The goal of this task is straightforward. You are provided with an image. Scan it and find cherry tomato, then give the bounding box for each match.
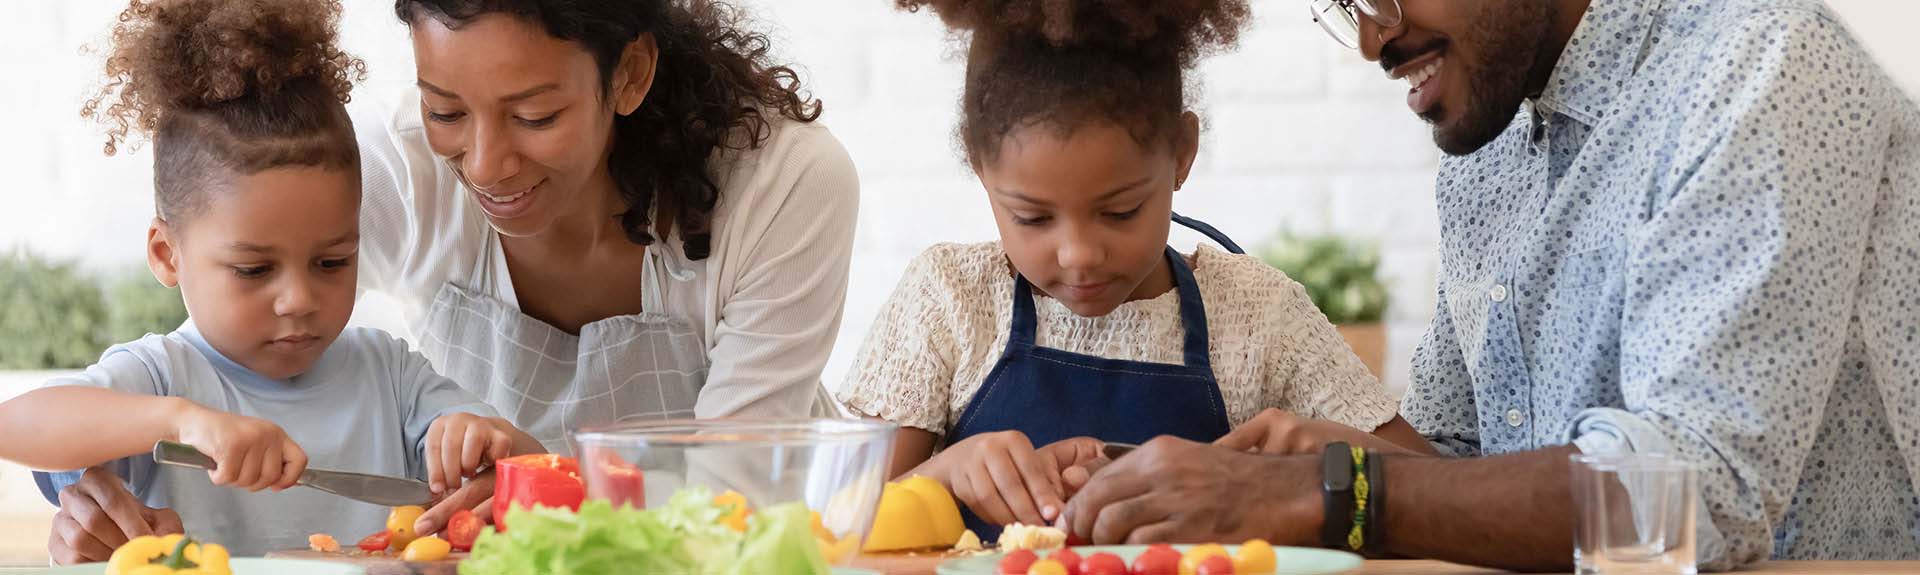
[1180,544,1230,575]
[445,509,483,552]
[1196,555,1236,575]
[386,506,426,551]
[401,535,452,562]
[1235,539,1277,574]
[1132,545,1181,575]
[1046,548,1082,575]
[998,549,1039,575]
[1080,552,1128,575]
[1027,559,1069,575]
[356,530,391,553]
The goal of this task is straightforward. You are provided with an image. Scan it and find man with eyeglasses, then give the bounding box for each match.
[1060,0,1920,570]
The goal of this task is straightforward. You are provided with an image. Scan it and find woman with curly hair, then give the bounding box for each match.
[45,0,858,560]
[834,0,1434,539]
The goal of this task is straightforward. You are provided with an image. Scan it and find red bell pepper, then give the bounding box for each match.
[587,451,646,510]
[492,454,585,531]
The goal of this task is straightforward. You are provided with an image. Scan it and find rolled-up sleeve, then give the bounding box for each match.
[1575,9,1889,569]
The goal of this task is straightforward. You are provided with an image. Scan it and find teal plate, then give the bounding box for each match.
[37,558,369,574]
[937,544,1362,575]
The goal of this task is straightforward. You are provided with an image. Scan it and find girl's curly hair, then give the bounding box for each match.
[85,0,367,224]
[897,0,1252,163]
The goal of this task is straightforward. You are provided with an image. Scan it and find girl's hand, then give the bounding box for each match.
[174,405,307,492]
[424,413,517,495]
[1214,408,1414,455]
[917,431,1080,527]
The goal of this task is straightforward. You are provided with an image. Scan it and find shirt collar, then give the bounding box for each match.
[178,319,331,397]
[1535,0,1664,126]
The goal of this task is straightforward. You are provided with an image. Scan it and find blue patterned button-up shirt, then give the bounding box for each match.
[1399,0,1920,567]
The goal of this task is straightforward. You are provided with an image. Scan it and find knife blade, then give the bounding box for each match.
[1101,442,1140,460]
[153,440,435,507]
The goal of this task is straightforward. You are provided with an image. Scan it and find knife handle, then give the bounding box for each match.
[152,440,219,470]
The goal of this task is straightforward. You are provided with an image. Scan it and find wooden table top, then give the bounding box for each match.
[848,553,1920,575]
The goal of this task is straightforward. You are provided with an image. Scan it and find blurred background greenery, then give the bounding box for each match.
[1260,233,1390,325]
[0,250,186,369]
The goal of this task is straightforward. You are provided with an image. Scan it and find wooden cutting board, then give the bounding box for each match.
[264,549,465,575]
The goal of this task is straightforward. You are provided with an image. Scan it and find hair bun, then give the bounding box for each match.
[85,0,364,155]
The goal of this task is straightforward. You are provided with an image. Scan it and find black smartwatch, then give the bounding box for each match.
[1320,441,1354,549]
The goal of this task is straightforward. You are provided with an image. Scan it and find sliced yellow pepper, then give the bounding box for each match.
[713,490,751,533]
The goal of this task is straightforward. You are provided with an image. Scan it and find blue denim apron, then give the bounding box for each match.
[944,214,1240,539]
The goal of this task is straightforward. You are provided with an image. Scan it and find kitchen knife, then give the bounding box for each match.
[152,440,435,507]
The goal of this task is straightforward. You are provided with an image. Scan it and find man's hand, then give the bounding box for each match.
[1060,437,1323,545]
[48,467,183,565]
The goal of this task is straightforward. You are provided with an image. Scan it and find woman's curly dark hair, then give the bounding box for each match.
[85,0,366,224]
[897,0,1250,164]
[396,0,823,260]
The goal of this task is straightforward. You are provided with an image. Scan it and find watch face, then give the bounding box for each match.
[1323,447,1353,491]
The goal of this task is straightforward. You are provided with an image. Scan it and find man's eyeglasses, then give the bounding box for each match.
[1308,0,1404,50]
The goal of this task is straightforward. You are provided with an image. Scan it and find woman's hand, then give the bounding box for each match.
[47,466,184,565]
[915,431,1099,526]
[174,405,308,492]
[1215,408,1418,455]
[415,470,495,537]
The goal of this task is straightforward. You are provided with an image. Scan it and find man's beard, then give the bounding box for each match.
[1432,0,1557,156]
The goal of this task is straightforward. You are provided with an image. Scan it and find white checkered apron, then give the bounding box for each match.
[418,234,708,455]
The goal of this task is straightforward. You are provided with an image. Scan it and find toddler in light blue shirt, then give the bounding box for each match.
[0,0,540,556]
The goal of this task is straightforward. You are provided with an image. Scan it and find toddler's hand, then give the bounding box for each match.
[175,406,307,492]
[424,413,518,494]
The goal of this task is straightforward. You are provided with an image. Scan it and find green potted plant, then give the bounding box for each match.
[0,250,187,370]
[0,251,109,370]
[1259,234,1391,377]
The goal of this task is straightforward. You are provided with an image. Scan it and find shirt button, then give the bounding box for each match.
[1505,409,1525,427]
[1489,284,1510,303]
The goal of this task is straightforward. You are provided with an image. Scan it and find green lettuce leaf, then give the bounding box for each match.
[729,502,832,575]
[458,490,832,575]
[458,500,690,575]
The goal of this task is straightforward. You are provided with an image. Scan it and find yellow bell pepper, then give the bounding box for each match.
[106,536,171,575]
[713,490,751,533]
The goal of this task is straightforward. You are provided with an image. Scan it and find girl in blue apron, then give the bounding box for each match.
[837,0,1435,543]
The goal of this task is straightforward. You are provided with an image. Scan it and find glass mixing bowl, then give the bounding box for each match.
[572,418,896,563]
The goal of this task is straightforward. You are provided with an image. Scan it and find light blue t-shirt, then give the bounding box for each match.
[33,321,496,556]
